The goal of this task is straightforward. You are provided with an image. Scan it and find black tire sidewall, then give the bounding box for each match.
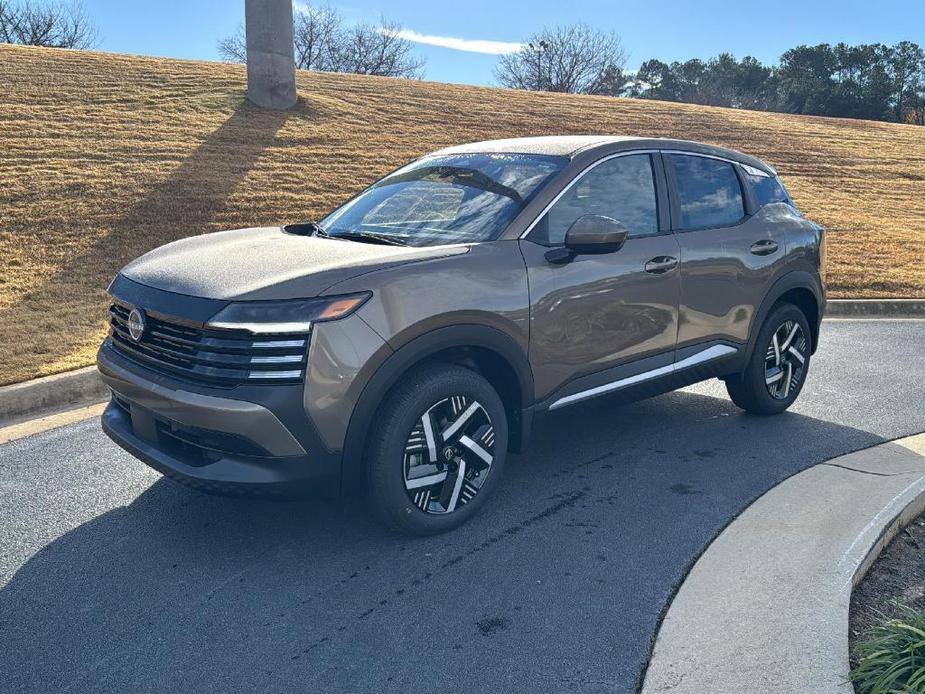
[366,365,508,535]
[743,303,811,413]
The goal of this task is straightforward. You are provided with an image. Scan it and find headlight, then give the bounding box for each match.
[206,292,370,334]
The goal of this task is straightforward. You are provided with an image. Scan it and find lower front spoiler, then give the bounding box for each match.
[102,402,338,499]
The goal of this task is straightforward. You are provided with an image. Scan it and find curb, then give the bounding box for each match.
[0,366,107,426]
[0,300,920,426]
[641,434,925,694]
[851,472,925,589]
[826,298,925,318]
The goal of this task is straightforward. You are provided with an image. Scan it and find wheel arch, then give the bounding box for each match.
[340,324,535,493]
[746,270,824,364]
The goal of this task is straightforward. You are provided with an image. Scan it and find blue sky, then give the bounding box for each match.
[84,0,924,86]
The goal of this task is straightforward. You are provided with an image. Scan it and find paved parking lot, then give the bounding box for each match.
[2,319,924,693]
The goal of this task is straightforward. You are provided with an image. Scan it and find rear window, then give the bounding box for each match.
[669,154,745,230]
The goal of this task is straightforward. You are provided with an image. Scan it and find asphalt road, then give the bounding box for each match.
[2,320,924,694]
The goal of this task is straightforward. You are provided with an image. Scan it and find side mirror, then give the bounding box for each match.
[545,215,629,264]
[565,215,629,253]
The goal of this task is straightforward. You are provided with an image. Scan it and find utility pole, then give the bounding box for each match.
[245,0,297,109]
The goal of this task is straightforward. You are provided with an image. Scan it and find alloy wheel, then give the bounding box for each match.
[764,319,808,400]
[402,396,495,515]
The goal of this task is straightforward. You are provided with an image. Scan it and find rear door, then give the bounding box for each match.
[521,152,681,403]
[664,152,784,353]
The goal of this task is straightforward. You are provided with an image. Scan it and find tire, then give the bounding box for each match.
[725,302,812,415]
[365,364,508,535]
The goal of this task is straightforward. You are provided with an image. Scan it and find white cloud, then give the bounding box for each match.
[386,28,523,55]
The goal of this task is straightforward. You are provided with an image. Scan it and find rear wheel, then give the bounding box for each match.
[366,365,508,535]
[726,303,811,415]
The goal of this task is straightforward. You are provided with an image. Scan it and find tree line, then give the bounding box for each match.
[3,0,922,126]
[219,7,925,127]
[496,26,925,126]
[628,42,925,125]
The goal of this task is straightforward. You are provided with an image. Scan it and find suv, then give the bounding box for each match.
[98,136,825,534]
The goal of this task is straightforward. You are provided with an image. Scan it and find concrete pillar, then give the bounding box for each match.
[245,0,297,109]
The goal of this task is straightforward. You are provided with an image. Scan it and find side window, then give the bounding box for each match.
[542,154,658,245]
[669,155,745,230]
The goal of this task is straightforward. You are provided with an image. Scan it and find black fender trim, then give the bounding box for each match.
[340,324,535,493]
[745,270,825,364]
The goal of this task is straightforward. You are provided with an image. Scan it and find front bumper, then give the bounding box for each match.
[98,342,340,498]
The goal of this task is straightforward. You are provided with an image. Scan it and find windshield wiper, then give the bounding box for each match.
[288,222,408,246]
[284,221,327,237]
[325,230,409,246]
[383,165,525,207]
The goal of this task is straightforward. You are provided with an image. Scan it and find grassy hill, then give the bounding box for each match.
[1,44,924,385]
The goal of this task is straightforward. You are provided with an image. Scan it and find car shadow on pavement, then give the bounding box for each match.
[0,389,889,693]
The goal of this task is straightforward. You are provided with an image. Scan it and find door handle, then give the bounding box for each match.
[750,240,779,256]
[644,256,679,274]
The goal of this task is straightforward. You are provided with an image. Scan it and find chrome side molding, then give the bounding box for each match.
[548,344,738,410]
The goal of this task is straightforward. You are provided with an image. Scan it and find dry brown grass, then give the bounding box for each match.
[1,44,923,385]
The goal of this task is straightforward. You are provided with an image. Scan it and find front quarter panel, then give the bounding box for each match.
[304,314,392,452]
[320,241,531,493]
[326,241,531,354]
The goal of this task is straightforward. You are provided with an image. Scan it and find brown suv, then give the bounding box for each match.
[98,136,825,534]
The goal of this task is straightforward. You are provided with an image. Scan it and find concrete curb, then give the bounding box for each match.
[0,366,107,426]
[0,402,108,445]
[826,298,925,318]
[641,433,925,693]
[0,300,920,425]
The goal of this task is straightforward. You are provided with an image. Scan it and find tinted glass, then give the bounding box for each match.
[542,154,658,245]
[670,155,745,229]
[320,153,565,247]
[746,171,792,208]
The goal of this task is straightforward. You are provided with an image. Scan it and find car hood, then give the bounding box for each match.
[120,226,468,301]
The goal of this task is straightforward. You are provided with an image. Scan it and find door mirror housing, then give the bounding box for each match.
[564,215,629,254]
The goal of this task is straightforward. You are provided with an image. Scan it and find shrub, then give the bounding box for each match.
[851,604,925,693]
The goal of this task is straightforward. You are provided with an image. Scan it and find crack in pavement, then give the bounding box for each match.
[296,488,589,655]
[821,462,908,478]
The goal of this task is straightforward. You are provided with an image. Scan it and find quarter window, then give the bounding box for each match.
[541,154,659,245]
[669,155,745,229]
[745,170,793,208]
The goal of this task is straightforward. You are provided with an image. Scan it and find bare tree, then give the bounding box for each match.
[293,2,341,71]
[495,23,626,94]
[218,3,424,79]
[220,5,342,70]
[217,22,246,63]
[0,0,15,43]
[331,19,424,78]
[0,0,99,49]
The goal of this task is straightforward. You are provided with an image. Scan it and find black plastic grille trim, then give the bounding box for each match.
[108,303,308,387]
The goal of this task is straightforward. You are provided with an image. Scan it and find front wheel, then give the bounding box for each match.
[725,303,811,415]
[366,365,508,535]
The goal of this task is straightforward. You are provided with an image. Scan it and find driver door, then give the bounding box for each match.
[520,153,681,403]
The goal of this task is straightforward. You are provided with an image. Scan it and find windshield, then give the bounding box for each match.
[319,153,566,247]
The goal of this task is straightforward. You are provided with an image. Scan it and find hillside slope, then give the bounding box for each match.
[1,45,923,384]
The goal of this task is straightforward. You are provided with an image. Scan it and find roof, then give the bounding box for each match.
[431,135,641,157]
[430,135,775,174]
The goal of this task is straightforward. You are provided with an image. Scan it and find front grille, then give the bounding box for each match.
[108,303,308,387]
